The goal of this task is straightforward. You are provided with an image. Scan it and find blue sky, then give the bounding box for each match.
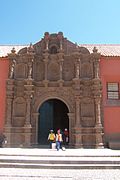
[0,0,120,44]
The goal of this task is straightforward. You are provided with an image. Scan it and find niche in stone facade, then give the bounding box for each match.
[50,46,58,54]
[81,62,93,79]
[81,102,94,116]
[12,97,26,127]
[63,58,74,81]
[34,61,44,81]
[13,97,26,117]
[81,102,95,127]
[48,62,60,81]
[14,63,27,79]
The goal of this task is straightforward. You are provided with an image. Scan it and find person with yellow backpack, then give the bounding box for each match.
[48,130,55,149]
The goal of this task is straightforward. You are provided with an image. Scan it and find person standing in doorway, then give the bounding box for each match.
[56,129,63,151]
[63,128,69,145]
[48,130,55,149]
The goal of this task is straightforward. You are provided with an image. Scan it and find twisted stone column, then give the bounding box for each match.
[43,53,49,81]
[59,60,63,80]
[95,97,102,127]
[28,62,33,79]
[58,52,64,87]
[75,59,80,79]
[45,60,48,81]
[43,53,49,87]
[94,60,100,79]
[75,96,81,127]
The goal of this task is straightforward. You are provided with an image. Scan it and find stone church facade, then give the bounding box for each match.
[4,32,104,148]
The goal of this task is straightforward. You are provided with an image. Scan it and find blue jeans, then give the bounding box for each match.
[56,141,61,151]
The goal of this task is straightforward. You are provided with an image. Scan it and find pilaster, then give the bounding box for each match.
[94,97,104,148]
[74,96,83,148]
[58,52,64,87]
[24,97,32,127]
[5,98,13,127]
[32,112,39,144]
[24,79,34,146]
[4,79,15,146]
[75,96,81,127]
[43,52,49,81]
[72,53,81,89]
[68,112,74,145]
[95,97,102,128]
[24,79,34,127]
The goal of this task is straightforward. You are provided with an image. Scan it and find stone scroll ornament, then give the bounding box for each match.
[9,60,16,79]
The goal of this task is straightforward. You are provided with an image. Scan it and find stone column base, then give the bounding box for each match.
[23,126,32,147]
[73,127,83,148]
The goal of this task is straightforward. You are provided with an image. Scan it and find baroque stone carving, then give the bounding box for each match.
[48,61,60,81]
[5,33,104,148]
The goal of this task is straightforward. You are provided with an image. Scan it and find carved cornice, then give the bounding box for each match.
[80,97,94,103]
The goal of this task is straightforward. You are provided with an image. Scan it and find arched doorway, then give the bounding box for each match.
[38,99,69,145]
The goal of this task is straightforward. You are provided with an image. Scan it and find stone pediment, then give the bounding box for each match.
[18,32,90,56]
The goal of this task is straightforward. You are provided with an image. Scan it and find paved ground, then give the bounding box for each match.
[0,168,120,180]
[1,147,120,157]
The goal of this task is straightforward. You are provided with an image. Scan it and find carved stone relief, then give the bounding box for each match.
[48,61,60,81]
[63,58,74,81]
[13,97,26,117]
[5,32,104,148]
[12,97,26,127]
[81,63,93,78]
[34,61,44,81]
[14,63,27,79]
[81,102,95,127]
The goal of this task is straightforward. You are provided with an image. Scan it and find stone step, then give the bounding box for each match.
[0,162,120,169]
[0,148,120,169]
[0,155,120,169]
[0,156,120,164]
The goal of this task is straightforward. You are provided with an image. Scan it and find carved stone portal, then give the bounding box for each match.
[4,32,104,148]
